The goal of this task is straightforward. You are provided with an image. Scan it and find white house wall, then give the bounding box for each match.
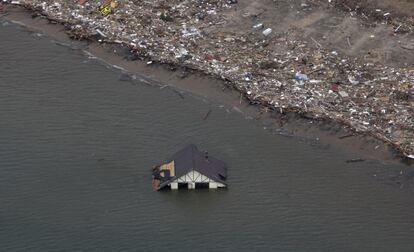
[176,170,211,183]
[169,170,225,189]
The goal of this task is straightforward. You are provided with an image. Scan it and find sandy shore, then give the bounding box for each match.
[1,1,413,161]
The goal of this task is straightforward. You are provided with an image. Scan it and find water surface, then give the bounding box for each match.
[1,20,414,251]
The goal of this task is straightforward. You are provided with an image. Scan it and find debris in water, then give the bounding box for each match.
[203,109,212,121]
[346,158,365,163]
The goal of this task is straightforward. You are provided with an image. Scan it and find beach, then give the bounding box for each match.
[1,0,413,159]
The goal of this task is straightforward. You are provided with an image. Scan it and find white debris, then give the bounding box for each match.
[262,28,272,36]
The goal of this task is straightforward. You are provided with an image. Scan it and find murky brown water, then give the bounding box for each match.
[1,20,414,251]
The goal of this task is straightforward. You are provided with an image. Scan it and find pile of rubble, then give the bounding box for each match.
[5,0,414,158]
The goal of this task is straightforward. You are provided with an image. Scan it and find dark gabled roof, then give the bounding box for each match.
[156,144,227,189]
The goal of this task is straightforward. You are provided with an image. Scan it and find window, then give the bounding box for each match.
[195,183,209,189]
[178,183,187,189]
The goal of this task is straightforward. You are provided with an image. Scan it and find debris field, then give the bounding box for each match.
[3,0,413,158]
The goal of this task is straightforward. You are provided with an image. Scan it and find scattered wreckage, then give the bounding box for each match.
[3,0,413,159]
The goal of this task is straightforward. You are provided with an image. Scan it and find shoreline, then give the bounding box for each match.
[1,3,413,163]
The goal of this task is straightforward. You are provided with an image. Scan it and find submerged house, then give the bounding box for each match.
[152,144,227,190]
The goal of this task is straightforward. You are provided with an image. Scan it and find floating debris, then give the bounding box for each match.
[346,158,365,163]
